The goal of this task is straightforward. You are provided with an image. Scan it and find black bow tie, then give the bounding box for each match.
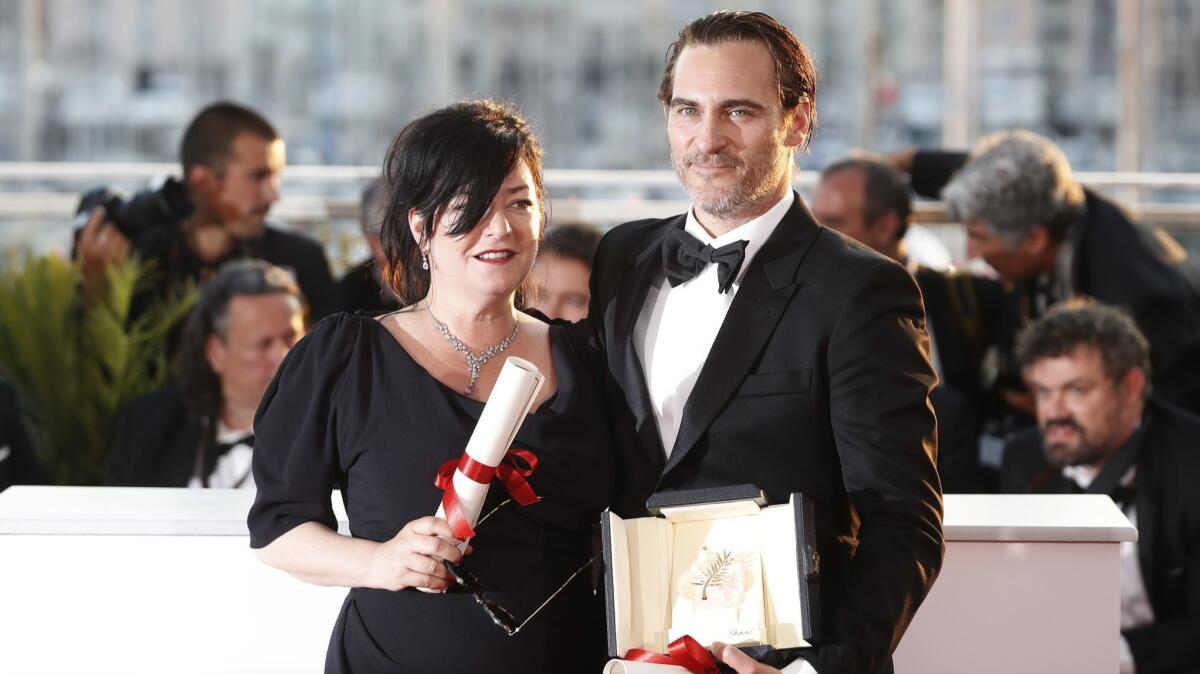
[662,227,749,294]
[215,433,255,458]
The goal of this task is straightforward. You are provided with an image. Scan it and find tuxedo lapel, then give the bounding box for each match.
[611,217,682,473]
[662,196,822,478]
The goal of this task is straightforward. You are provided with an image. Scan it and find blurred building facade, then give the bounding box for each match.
[1,0,1199,172]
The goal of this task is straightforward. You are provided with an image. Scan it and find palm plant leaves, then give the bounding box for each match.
[0,254,195,484]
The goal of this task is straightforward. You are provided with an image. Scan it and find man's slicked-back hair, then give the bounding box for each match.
[1016,299,1152,390]
[658,10,818,148]
[180,101,279,176]
[379,99,546,307]
[175,260,303,419]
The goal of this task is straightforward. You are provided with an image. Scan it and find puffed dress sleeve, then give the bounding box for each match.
[248,313,359,548]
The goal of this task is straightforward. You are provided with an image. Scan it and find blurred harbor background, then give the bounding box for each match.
[1,0,1198,268]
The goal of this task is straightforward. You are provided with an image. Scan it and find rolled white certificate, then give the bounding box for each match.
[602,660,692,674]
[435,356,544,547]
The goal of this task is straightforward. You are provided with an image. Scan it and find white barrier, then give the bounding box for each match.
[0,488,1134,674]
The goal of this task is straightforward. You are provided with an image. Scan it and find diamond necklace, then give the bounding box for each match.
[426,305,521,395]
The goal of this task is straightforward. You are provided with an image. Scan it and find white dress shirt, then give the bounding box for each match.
[1062,458,1152,674]
[187,421,256,490]
[634,192,793,458]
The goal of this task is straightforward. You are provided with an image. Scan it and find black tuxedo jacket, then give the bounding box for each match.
[1001,399,1200,674]
[104,385,206,487]
[590,195,944,674]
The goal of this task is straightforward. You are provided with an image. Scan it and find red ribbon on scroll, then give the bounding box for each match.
[433,448,541,540]
[626,635,722,674]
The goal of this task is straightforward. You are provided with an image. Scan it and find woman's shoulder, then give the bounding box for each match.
[306,309,378,335]
[256,312,382,428]
[300,310,404,351]
[275,311,379,380]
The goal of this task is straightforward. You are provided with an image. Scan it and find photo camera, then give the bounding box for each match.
[74,177,193,242]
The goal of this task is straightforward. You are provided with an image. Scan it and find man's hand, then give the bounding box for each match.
[711,642,782,674]
[77,206,132,295]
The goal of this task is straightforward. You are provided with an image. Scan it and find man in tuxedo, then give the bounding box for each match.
[590,11,943,674]
[1000,300,1200,674]
[812,155,1012,492]
[105,260,305,488]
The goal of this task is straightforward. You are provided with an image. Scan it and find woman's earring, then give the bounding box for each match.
[421,254,429,271]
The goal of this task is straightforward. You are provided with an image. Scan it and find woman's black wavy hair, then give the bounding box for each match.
[378,99,546,307]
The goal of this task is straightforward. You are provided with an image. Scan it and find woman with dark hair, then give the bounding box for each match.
[249,100,612,673]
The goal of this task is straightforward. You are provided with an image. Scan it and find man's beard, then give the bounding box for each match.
[672,143,790,220]
[1041,417,1109,467]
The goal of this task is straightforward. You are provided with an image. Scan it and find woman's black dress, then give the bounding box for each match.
[248,313,613,673]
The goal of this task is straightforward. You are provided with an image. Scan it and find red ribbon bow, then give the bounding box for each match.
[626,635,722,674]
[433,448,541,540]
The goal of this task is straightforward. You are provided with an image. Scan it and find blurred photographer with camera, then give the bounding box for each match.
[77,101,336,323]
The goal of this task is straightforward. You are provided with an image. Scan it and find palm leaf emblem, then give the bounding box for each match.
[691,549,736,601]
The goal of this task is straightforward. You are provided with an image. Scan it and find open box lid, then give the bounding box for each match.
[602,485,820,661]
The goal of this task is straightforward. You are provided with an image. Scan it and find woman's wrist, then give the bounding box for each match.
[359,539,391,590]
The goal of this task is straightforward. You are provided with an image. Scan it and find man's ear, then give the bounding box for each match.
[205,333,226,377]
[188,164,218,201]
[1120,367,1148,406]
[784,100,813,149]
[1020,225,1053,256]
[873,212,905,245]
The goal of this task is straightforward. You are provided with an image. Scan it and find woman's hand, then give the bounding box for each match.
[366,516,466,591]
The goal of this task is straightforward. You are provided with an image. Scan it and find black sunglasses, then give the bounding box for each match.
[442,499,599,636]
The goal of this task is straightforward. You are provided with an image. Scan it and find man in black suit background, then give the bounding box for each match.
[812,155,1012,492]
[590,11,943,674]
[105,260,305,488]
[892,132,1200,415]
[337,177,401,314]
[1000,300,1200,674]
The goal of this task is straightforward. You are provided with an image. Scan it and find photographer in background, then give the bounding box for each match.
[77,101,336,323]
